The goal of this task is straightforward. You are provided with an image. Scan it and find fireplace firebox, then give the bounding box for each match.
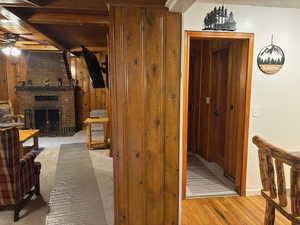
[35,109,60,136]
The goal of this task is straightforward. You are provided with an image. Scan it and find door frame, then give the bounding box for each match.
[182,31,254,199]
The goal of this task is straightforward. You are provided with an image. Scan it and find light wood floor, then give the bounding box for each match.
[182,196,291,225]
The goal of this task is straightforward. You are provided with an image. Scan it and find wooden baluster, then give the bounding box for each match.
[291,167,300,217]
[266,151,277,199]
[265,201,275,225]
[275,159,287,207]
[258,149,270,191]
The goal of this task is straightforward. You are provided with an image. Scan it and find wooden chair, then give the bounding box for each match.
[0,100,24,123]
[253,136,300,225]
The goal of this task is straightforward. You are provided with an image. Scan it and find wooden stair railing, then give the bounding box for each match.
[253,136,300,225]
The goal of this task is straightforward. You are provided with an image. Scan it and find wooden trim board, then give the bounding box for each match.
[182,31,254,199]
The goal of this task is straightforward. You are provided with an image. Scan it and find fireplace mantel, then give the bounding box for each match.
[16,86,74,92]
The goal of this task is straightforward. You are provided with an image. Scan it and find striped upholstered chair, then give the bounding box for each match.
[0,127,41,221]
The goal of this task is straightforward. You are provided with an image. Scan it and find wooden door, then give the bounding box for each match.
[209,48,229,168]
[111,7,181,225]
[188,42,202,154]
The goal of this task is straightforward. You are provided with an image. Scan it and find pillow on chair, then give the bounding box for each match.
[0,106,13,123]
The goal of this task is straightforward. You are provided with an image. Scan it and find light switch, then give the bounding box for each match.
[206,97,210,104]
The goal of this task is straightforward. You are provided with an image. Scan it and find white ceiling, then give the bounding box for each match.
[196,0,300,9]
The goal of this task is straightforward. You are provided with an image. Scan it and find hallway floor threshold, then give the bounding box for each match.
[187,153,238,198]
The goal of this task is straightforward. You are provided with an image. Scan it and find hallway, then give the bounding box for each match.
[187,154,237,198]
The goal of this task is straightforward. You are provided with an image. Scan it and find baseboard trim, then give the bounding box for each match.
[246,189,261,196]
[246,188,291,196]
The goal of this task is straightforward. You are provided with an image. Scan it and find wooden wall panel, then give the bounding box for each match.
[233,40,250,192]
[224,40,244,180]
[0,53,8,101]
[5,53,28,113]
[70,52,108,127]
[164,13,181,224]
[199,40,211,160]
[188,41,202,154]
[111,7,180,225]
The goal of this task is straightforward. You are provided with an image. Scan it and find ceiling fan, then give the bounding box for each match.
[0,33,21,56]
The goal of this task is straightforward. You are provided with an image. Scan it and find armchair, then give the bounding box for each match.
[0,127,41,221]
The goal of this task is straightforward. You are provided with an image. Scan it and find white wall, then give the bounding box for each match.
[182,2,300,194]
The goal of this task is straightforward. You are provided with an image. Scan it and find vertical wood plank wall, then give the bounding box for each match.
[70,52,108,127]
[187,41,203,155]
[0,52,28,113]
[111,7,181,225]
[0,53,8,101]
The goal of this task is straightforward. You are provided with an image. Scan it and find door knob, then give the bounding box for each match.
[214,111,220,116]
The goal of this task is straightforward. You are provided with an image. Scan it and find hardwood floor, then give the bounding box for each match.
[182,196,290,225]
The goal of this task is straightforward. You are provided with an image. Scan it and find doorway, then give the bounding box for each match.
[182,31,254,199]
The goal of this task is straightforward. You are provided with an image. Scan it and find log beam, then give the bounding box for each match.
[28,13,110,25]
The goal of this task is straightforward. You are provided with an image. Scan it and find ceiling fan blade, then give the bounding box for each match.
[19,33,33,36]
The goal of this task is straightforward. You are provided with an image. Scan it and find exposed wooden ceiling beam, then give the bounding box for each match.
[0,0,108,11]
[15,40,40,45]
[71,46,107,52]
[22,0,44,7]
[16,44,58,51]
[28,13,110,25]
[0,3,29,8]
[0,7,68,51]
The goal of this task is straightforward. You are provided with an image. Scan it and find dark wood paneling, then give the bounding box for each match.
[70,52,108,127]
[33,24,108,49]
[0,53,8,101]
[111,7,180,225]
[28,12,110,25]
[209,47,229,168]
[188,41,202,154]
[4,52,28,113]
[199,41,211,159]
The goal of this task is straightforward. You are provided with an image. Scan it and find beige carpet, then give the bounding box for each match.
[0,131,114,225]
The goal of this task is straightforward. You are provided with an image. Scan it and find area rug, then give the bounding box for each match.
[46,143,108,225]
[187,154,238,198]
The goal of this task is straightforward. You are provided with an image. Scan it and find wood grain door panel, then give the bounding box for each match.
[210,48,229,168]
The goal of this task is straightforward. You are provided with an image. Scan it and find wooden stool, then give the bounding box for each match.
[84,117,109,150]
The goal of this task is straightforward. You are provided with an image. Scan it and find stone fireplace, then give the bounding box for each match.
[14,51,76,136]
[16,86,76,136]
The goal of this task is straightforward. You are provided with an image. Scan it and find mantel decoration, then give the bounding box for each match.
[203,6,237,31]
[257,36,285,75]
